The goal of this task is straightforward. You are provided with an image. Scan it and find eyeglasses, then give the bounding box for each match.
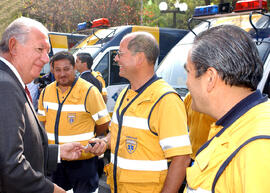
[116,50,126,58]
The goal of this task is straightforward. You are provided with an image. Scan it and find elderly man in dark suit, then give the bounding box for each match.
[0,17,84,193]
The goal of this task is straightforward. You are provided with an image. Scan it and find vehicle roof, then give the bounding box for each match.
[179,12,270,45]
[75,25,188,63]
[156,11,270,97]
[48,31,87,37]
[98,25,188,50]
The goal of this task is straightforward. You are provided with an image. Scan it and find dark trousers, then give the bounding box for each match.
[52,157,99,193]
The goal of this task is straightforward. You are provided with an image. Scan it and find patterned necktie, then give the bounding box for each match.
[25,85,33,103]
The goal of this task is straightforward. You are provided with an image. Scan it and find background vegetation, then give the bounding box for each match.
[0,0,22,38]
[1,0,270,37]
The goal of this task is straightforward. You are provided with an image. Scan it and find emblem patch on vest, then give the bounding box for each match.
[67,113,76,124]
[126,136,137,154]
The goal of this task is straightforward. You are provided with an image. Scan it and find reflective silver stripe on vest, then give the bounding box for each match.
[92,109,109,121]
[186,186,212,193]
[47,132,94,143]
[43,102,85,112]
[111,114,149,130]
[111,153,168,171]
[160,135,191,150]
[37,109,45,116]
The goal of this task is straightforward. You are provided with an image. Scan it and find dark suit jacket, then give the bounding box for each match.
[80,71,102,93]
[0,60,58,193]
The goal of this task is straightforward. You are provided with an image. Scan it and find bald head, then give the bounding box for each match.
[0,17,49,53]
[123,31,159,65]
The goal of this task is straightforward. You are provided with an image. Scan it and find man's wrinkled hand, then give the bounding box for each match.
[60,142,84,160]
[84,138,107,156]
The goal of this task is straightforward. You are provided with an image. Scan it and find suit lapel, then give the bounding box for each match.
[0,60,25,90]
[0,60,48,141]
[0,60,51,173]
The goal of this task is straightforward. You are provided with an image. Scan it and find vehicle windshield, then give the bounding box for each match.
[72,26,125,51]
[85,28,117,45]
[73,46,102,59]
[157,13,270,97]
[156,18,215,97]
[156,43,192,97]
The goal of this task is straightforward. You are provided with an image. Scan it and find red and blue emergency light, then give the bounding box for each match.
[77,18,110,31]
[193,0,268,17]
[234,0,267,12]
[193,5,219,17]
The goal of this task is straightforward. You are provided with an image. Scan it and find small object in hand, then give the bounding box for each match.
[84,142,96,149]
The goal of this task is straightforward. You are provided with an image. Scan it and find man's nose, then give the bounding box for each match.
[59,70,66,76]
[41,52,50,64]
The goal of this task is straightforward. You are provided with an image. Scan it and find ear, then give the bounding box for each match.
[9,37,18,56]
[205,67,218,92]
[135,52,145,67]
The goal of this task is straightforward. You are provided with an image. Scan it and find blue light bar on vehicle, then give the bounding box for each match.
[77,18,110,31]
[193,5,219,17]
[77,22,92,31]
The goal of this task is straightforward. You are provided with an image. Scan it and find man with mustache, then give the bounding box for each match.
[38,51,110,193]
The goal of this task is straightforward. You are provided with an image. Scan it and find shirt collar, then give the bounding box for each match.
[216,90,268,128]
[0,56,25,88]
[81,70,91,76]
[135,74,159,93]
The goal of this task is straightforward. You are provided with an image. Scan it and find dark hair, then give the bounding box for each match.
[126,31,159,65]
[51,51,75,68]
[191,25,263,90]
[77,52,93,69]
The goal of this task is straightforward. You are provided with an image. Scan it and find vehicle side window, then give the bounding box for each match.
[109,50,128,85]
[263,71,270,98]
[95,53,109,86]
[257,42,270,98]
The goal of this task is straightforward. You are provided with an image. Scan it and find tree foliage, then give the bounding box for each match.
[143,0,270,29]
[21,0,141,32]
[2,0,269,35]
[0,0,22,38]
[143,0,205,29]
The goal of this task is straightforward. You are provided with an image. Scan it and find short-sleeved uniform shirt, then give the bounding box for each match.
[184,93,216,160]
[185,90,270,193]
[38,78,110,160]
[106,75,192,193]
